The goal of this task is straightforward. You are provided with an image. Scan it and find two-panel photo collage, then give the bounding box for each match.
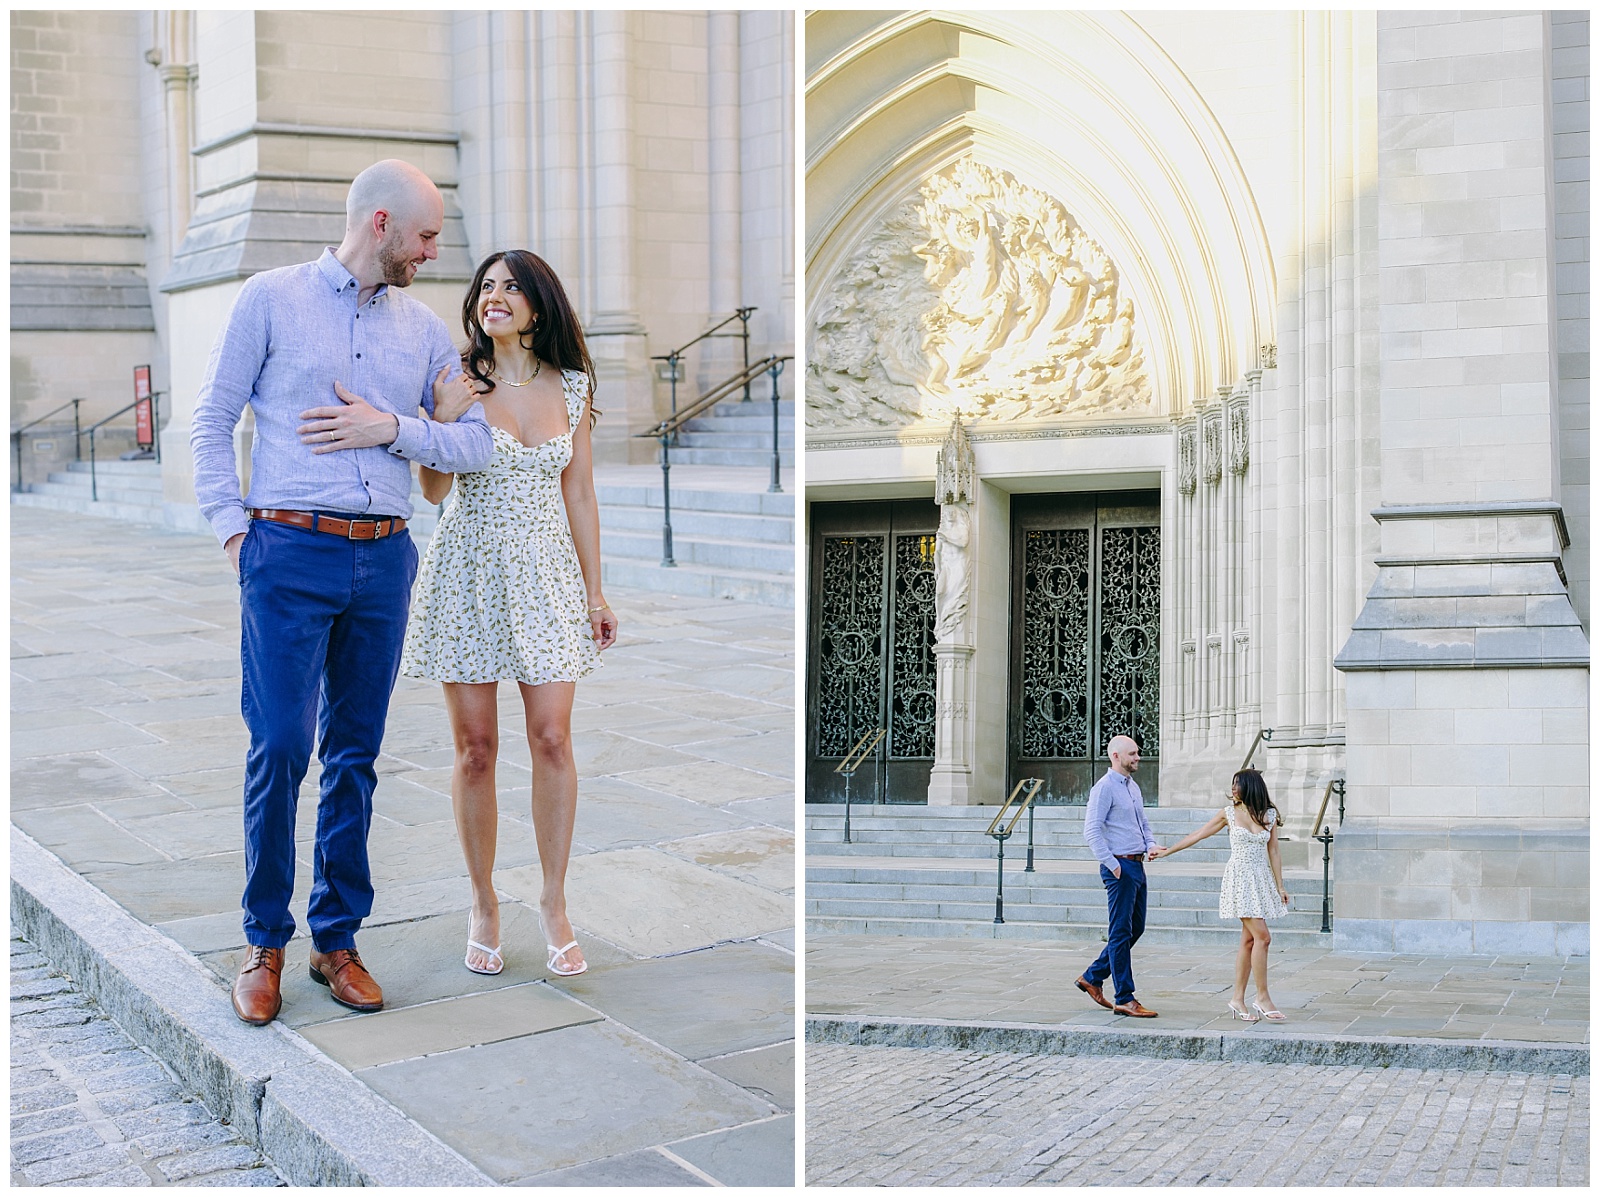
[8,6,1589,1190]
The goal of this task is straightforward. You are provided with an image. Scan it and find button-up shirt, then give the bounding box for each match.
[191,248,493,547]
[1083,768,1155,872]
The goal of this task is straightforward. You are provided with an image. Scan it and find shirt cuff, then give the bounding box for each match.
[387,412,426,461]
[210,507,250,548]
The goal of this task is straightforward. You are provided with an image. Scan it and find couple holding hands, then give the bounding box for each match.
[192,160,616,1025]
[1076,735,1292,1024]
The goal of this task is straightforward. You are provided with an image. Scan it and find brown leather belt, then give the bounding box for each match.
[1115,853,1147,862]
[248,508,406,540]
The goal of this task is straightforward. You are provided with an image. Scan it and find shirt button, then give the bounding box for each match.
[356,353,361,359]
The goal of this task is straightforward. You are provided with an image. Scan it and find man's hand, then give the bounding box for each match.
[225,532,245,577]
[1111,864,1122,879]
[299,382,400,453]
[1149,843,1166,860]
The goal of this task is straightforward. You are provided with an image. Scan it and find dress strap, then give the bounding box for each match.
[563,369,589,431]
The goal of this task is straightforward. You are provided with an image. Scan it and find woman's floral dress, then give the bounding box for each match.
[401,368,601,686]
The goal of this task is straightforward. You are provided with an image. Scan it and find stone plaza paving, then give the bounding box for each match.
[808,934,1590,1048]
[10,506,795,1186]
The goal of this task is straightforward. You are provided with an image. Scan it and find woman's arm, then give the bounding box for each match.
[1267,818,1289,902]
[417,367,487,505]
[1152,809,1226,858]
[561,394,618,650]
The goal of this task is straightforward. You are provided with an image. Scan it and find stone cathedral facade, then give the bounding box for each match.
[11,9,794,515]
[804,11,1589,955]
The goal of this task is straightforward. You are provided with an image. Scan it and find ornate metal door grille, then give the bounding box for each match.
[815,535,884,758]
[1009,492,1161,804]
[808,501,940,803]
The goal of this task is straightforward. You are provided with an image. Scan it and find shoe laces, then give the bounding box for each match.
[245,945,278,973]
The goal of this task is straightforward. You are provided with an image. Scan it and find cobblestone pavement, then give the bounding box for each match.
[10,936,283,1187]
[805,1043,1590,1187]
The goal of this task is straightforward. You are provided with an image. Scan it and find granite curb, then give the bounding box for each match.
[806,1014,1591,1075]
[10,825,497,1187]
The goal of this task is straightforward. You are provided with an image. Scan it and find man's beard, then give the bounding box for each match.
[377,233,415,287]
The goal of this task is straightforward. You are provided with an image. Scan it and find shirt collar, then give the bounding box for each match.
[315,247,383,301]
[1106,768,1132,790]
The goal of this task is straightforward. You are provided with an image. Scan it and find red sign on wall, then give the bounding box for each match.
[134,364,153,450]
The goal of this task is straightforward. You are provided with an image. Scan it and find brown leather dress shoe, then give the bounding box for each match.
[308,947,383,1012]
[232,945,284,1025]
[1076,975,1113,1010]
[1113,998,1158,1018]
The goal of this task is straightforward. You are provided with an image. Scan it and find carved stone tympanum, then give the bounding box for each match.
[808,159,1152,429]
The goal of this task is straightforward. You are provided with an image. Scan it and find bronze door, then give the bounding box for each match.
[807,500,939,804]
[1008,491,1161,804]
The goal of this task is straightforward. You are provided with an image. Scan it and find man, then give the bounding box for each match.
[191,159,494,1025]
[1075,735,1163,1018]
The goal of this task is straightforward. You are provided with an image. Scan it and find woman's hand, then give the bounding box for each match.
[1278,885,1291,906]
[432,367,487,423]
[589,601,619,651]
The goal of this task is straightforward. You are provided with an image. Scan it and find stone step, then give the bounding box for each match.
[601,528,792,573]
[806,841,1236,863]
[598,503,793,543]
[804,895,1327,930]
[675,430,794,451]
[805,915,1332,948]
[663,447,795,468]
[28,478,165,508]
[681,415,795,437]
[12,489,170,527]
[595,482,793,518]
[805,877,1324,903]
[599,556,793,606]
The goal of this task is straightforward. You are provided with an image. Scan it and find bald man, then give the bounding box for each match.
[1076,735,1164,1017]
[192,159,493,1025]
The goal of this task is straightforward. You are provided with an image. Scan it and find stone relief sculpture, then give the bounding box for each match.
[808,159,1152,429]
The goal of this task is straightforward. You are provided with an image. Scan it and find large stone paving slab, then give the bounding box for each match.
[298,981,601,1069]
[521,848,791,955]
[555,941,794,1060]
[358,1021,773,1182]
[699,1041,795,1110]
[658,826,796,893]
[666,1114,795,1187]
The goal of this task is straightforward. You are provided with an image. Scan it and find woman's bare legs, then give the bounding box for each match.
[1244,917,1276,1009]
[518,680,584,972]
[443,681,502,971]
[1231,923,1253,1007]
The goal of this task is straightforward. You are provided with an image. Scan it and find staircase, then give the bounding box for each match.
[806,804,1330,947]
[669,395,794,468]
[11,459,173,527]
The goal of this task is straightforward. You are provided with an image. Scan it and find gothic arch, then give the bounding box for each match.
[806,10,1276,416]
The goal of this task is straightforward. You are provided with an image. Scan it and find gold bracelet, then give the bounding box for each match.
[588,604,610,613]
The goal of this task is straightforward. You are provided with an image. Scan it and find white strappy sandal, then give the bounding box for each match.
[465,914,504,976]
[546,939,587,977]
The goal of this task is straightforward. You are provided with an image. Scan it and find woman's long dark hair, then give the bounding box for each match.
[461,250,598,416]
[1231,769,1280,829]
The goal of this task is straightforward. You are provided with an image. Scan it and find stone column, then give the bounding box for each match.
[928,418,977,805]
[705,11,744,393]
[1334,11,1589,955]
[584,11,654,464]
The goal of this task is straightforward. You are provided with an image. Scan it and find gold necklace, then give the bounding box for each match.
[491,358,542,387]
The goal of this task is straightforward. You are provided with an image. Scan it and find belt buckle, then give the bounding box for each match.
[346,519,381,541]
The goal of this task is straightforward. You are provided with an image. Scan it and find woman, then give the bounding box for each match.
[1151,769,1290,1021]
[401,249,619,979]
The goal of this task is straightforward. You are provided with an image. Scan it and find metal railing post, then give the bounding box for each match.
[1317,825,1334,933]
[1025,800,1036,872]
[153,392,163,463]
[12,432,22,493]
[835,728,886,844]
[89,428,98,501]
[658,432,676,567]
[767,358,784,494]
[994,831,1008,924]
[739,306,753,402]
[73,398,81,460]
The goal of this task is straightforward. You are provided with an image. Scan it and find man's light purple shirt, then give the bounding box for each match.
[190,248,493,547]
[1082,768,1156,871]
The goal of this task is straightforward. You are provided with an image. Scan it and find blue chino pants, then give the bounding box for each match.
[1083,857,1147,1005]
[236,517,417,952]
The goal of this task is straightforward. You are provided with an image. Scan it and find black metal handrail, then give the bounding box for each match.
[1239,726,1275,770]
[12,398,83,491]
[650,307,756,437]
[1310,776,1345,934]
[85,393,162,501]
[986,778,1043,924]
[834,728,886,844]
[634,354,789,567]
